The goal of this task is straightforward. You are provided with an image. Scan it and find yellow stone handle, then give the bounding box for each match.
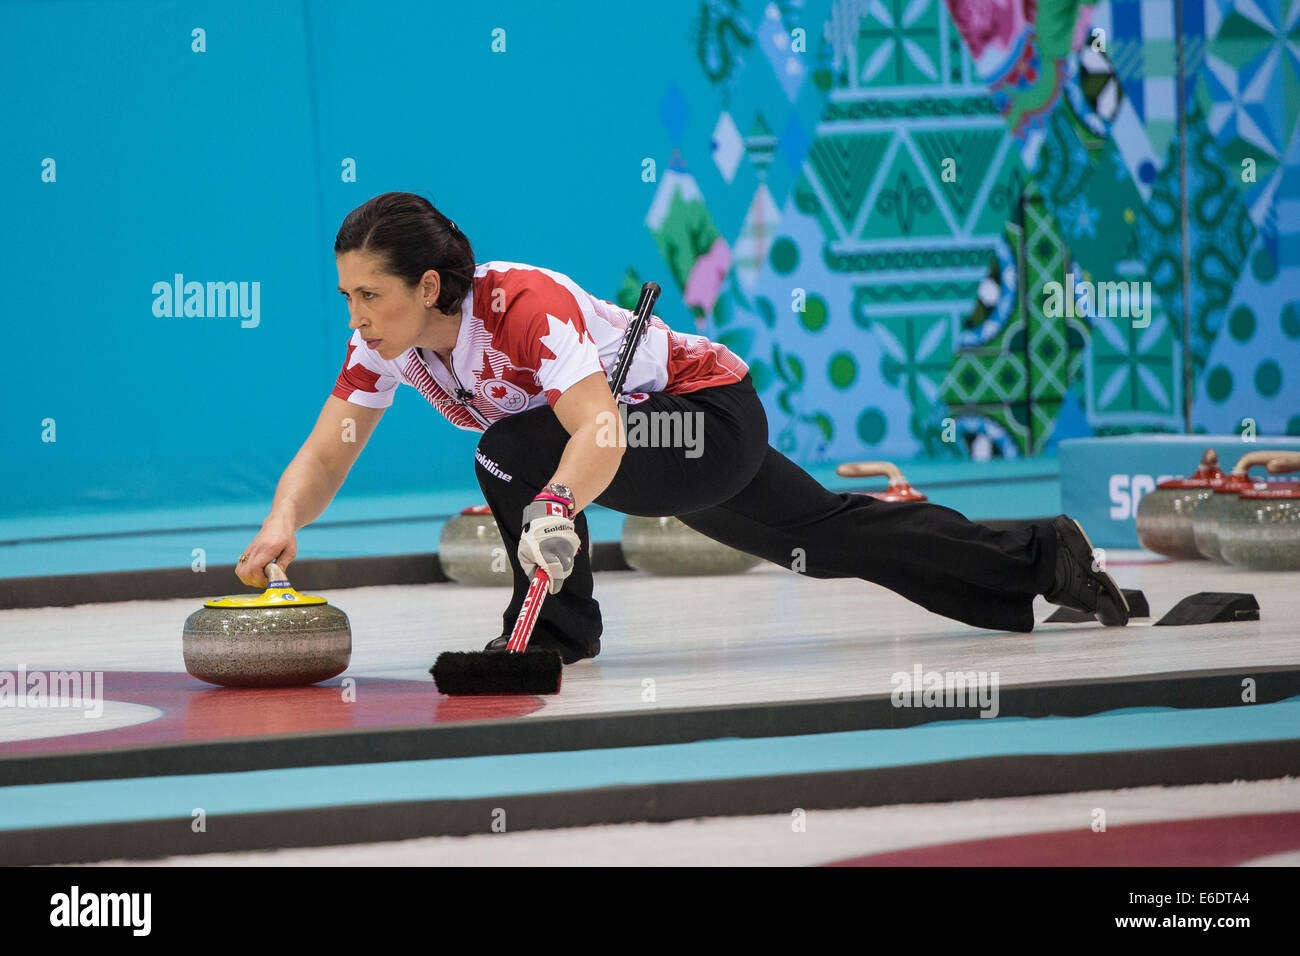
[264,562,290,587]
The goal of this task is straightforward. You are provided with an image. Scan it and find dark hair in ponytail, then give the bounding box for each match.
[334,192,475,313]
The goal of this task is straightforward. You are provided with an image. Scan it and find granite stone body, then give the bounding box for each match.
[440,506,512,586]
[183,603,351,688]
[1219,485,1300,571]
[1138,485,1218,558]
[621,515,762,576]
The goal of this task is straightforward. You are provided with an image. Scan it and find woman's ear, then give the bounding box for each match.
[421,269,442,305]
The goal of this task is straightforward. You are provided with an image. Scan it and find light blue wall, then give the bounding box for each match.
[3,0,702,519]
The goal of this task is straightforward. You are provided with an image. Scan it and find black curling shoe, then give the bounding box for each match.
[1044,515,1130,627]
[482,634,600,665]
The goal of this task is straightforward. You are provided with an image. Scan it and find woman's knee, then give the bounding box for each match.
[475,406,566,479]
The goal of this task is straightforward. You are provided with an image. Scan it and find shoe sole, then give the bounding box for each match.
[1059,517,1130,627]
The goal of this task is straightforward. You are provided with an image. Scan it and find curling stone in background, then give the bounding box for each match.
[1135,448,1224,558]
[1219,482,1300,571]
[1193,451,1293,562]
[1217,453,1300,570]
[439,505,512,586]
[183,562,351,688]
[836,460,928,502]
[621,516,762,576]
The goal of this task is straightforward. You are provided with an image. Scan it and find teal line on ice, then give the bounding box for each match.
[2,696,1295,831]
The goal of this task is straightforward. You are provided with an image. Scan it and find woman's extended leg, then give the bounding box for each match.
[676,444,1059,632]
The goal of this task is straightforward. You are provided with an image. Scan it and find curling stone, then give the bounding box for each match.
[836,460,928,502]
[183,562,351,688]
[621,515,762,576]
[1219,482,1300,571]
[1135,448,1224,559]
[439,505,512,586]
[1193,451,1296,562]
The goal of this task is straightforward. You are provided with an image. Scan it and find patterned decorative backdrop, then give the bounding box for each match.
[639,0,1300,464]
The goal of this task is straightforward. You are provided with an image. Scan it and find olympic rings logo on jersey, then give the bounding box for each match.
[476,379,530,412]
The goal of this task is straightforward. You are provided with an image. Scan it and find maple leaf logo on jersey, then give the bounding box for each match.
[474,352,540,413]
[538,311,599,374]
[476,378,529,412]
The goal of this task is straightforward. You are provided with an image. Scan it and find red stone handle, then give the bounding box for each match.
[836,460,907,487]
[1265,452,1300,475]
[1232,450,1300,475]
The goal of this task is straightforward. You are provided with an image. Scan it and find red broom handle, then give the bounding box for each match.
[505,567,551,652]
[503,282,659,655]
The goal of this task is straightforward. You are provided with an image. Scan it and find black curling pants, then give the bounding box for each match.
[472,373,1059,661]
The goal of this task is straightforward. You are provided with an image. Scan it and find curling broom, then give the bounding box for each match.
[430,281,661,695]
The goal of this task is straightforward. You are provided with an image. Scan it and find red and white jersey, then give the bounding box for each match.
[331,260,748,432]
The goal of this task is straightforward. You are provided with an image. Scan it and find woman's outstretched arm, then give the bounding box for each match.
[548,371,626,513]
[237,395,385,586]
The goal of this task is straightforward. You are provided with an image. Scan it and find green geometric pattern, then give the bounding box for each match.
[661,0,1296,463]
[775,0,1004,450]
[843,0,945,88]
[1197,0,1300,188]
[861,306,955,437]
[942,179,1088,454]
[866,146,955,240]
[911,128,1007,224]
[803,133,889,230]
[1026,192,1087,409]
[1088,312,1182,420]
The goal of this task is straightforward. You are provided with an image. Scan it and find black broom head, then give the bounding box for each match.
[430,650,563,695]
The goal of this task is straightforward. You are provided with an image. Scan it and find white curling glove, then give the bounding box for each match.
[517,498,582,594]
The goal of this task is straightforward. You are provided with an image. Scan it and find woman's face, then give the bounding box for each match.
[336,250,433,359]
